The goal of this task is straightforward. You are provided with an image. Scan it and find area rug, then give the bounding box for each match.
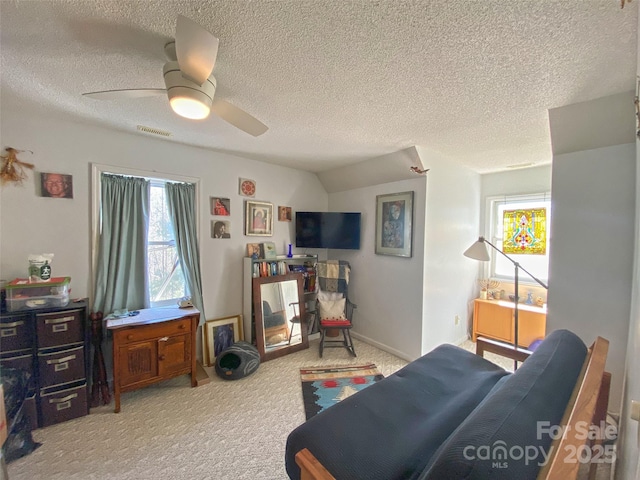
[299,363,384,420]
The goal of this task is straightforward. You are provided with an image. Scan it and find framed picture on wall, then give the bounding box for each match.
[278,206,292,222]
[211,220,231,238]
[375,191,414,257]
[210,197,230,216]
[40,172,73,199]
[245,200,273,236]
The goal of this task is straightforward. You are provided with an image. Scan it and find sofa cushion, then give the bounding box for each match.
[419,329,588,480]
[285,344,509,480]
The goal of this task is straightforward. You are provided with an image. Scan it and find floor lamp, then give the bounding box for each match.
[464,236,548,369]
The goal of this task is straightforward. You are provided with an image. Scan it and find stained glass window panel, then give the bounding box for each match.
[502,208,547,255]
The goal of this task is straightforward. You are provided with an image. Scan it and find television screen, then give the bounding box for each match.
[295,212,361,250]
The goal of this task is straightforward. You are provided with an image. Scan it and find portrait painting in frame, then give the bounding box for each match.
[375,191,414,257]
[245,200,273,236]
[203,315,243,366]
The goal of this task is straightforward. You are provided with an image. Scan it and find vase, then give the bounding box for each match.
[287,244,293,258]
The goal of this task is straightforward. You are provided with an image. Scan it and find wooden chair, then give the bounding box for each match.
[315,260,357,357]
[318,297,357,357]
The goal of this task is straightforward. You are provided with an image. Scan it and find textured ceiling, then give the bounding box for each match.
[0,1,637,173]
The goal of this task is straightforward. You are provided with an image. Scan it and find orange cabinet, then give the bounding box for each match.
[472,299,546,348]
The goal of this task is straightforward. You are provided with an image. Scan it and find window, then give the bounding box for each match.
[486,193,551,283]
[92,164,199,310]
[148,180,188,306]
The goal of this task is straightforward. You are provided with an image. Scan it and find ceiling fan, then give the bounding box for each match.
[83,15,268,137]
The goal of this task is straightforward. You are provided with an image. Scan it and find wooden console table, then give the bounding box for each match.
[472,299,546,348]
[106,306,199,413]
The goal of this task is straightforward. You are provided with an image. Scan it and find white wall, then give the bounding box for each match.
[328,177,427,360]
[617,133,640,480]
[547,143,636,412]
[0,106,328,332]
[617,13,640,475]
[480,165,552,229]
[326,148,481,361]
[418,146,481,353]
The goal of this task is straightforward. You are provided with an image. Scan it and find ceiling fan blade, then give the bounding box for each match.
[211,99,268,137]
[83,89,166,99]
[175,15,219,86]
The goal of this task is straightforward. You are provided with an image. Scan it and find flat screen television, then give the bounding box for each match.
[295,212,361,250]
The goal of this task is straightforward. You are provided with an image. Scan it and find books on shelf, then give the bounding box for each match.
[252,257,317,290]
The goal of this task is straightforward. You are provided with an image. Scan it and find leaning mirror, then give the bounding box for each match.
[253,272,309,361]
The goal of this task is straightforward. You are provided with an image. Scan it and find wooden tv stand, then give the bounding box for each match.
[106,306,199,413]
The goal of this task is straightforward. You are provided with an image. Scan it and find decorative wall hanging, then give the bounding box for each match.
[210,197,230,215]
[245,200,273,236]
[239,178,256,197]
[1,147,34,185]
[502,208,547,255]
[40,172,73,199]
[409,166,429,175]
[375,191,414,257]
[278,206,292,221]
[211,220,231,238]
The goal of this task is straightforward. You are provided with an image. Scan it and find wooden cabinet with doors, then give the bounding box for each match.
[106,306,199,413]
[472,299,546,348]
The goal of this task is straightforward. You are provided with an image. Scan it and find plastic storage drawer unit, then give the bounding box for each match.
[5,277,70,312]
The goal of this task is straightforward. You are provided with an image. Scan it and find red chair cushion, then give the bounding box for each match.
[320,319,352,327]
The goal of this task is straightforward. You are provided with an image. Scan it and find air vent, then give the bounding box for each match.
[137,125,172,137]
[506,162,534,169]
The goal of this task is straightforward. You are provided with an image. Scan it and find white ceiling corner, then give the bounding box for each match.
[0,1,637,174]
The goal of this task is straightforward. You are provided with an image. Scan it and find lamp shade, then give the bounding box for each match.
[463,237,491,261]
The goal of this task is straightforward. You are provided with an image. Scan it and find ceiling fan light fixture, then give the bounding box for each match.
[170,94,210,120]
[163,61,216,120]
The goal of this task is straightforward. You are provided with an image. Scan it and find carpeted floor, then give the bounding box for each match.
[8,338,611,479]
[8,338,407,480]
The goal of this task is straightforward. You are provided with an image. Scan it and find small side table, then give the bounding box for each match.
[106,306,199,413]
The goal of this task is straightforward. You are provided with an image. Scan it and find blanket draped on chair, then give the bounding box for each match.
[316,260,350,293]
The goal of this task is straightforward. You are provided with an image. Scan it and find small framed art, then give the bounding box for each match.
[246,243,261,258]
[245,200,273,236]
[239,178,256,197]
[211,197,230,216]
[203,315,243,366]
[375,191,414,257]
[40,172,73,199]
[212,220,231,238]
[278,206,292,222]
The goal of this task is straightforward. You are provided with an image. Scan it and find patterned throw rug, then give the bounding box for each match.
[299,363,384,420]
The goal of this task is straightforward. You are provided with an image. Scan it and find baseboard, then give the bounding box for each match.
[350,331,415,362]
[454,333,470,346]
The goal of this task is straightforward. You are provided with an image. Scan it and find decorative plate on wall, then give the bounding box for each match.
[239,178,256,197]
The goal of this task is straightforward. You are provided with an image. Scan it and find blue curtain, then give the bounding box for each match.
[93,174,150,314]
[165,182,205,322]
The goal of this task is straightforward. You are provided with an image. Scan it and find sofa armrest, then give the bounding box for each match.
[295,449,335,480]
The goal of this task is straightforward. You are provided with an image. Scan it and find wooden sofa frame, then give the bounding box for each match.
[294,337,610,480]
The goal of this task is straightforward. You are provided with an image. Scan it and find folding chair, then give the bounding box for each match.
[316,260,357,357]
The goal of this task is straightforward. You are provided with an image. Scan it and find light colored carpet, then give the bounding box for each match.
[9,338,407,480]
[8,338,611,480]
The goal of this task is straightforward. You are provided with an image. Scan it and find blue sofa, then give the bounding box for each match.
[285,330,595,480]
